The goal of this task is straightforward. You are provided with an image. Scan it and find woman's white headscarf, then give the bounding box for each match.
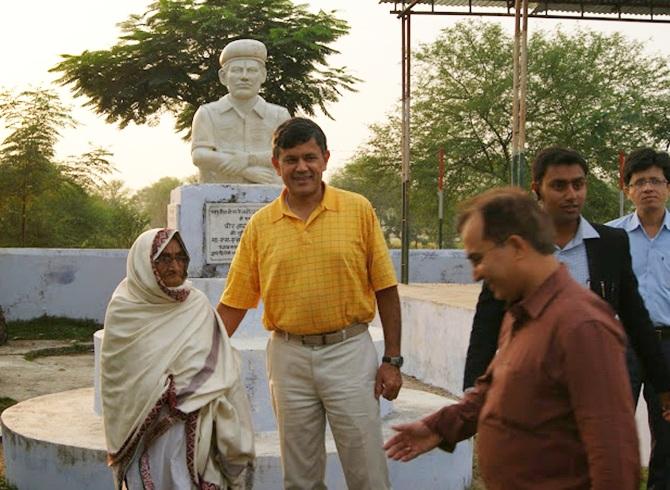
[101,228,254,489]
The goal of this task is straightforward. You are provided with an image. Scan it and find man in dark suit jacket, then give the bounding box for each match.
[463,148,670,464]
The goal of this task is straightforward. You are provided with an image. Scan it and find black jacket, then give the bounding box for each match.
[462,222,670,392]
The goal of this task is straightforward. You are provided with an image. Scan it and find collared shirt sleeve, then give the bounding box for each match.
[559,319,640,490]
[365,204,397,291]
[220,217,261,309]
[422,371,490,451]
[191,105,216,152]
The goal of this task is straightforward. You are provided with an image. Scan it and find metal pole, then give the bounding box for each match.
[400,10,411,284]
[511,0,522,185]
[438,148,445,249]
[438,192,444,249]
[518,0,529,188]
[619,150,625,216]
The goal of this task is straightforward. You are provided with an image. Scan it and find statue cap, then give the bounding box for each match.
[220,39,267,67]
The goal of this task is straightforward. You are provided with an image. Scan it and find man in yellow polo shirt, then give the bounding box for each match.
[217,117,402,489]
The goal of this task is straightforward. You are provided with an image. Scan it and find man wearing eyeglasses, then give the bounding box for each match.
[607,148,670,489]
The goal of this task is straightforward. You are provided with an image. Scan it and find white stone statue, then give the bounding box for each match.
[191,39,290,184]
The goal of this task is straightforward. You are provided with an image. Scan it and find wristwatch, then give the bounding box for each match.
[382,355,404,368]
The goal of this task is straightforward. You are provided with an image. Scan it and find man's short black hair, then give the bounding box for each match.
[272,117,328,159]
[623,147,670,185]
[532,146,589,185]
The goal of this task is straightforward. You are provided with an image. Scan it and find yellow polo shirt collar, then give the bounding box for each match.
[269,184,340,223]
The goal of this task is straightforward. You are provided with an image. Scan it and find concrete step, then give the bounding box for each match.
[1,387,472,490]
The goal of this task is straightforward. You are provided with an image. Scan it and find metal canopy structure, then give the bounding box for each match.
[382,0,670,21]
[381,0,670,283]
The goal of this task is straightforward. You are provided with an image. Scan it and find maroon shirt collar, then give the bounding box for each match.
[508,264,569,329]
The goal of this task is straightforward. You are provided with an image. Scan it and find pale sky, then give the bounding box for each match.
[1,1,669,190]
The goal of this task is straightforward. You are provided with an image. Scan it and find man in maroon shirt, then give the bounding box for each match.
[384,187,640,490]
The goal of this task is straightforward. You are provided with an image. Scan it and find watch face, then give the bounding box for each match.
[384,356,403,368]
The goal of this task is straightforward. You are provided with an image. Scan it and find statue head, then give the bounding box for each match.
[218,39,268,100]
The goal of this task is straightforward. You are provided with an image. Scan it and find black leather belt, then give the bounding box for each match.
[274,323,368,346]
[654,326,670,340]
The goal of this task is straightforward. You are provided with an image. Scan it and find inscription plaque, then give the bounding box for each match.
[205,203,264,263]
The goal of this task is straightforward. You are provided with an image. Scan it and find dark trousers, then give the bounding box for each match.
[628,342,670,490]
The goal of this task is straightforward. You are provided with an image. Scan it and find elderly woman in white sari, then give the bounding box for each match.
[101,228,254,490]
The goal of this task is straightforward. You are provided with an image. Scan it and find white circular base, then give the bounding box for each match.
[2,388,472,490]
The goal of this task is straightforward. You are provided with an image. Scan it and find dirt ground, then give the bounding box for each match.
[0,340,95,402]
[0,340,95,484]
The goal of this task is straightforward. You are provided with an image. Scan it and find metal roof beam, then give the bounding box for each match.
[387,8,670,21]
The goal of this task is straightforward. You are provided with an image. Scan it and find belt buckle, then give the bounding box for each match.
[301,329,348,346]
[300,334,321,346]
[324,330,346,345]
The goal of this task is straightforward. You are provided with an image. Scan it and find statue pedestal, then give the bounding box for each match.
[168,184,282,278]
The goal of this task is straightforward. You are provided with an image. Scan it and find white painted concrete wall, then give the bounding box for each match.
[391,249,470,284]
[399,298,472,396]
[0,248,127,322]
[0,248,472,321]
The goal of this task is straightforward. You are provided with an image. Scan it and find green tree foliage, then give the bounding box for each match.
[331,21,670,246]
[86,181,150,248]
[0,88,148,248]
[132,176,184,228]
[51,0,358,136]
[60,147,115,192]
[0,89,73,245]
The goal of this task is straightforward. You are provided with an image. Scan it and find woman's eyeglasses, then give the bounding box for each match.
[154,254,189,266]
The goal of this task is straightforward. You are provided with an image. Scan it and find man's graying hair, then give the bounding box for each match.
[457,187,556,255]
[272,117,328,159]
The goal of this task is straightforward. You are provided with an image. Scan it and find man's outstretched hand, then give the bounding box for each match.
[384,421,441,462]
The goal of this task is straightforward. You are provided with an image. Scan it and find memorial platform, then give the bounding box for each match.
[2,387,472,490]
